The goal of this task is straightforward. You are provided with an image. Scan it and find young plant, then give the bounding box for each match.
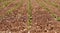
[36,0,50,12]
[56,17,60,21]
[51,14,57,18]
[27,0,32,31]
[6,0,24,15]
[0,0,14,10]
[27,0,32,26]
[36,0,60,21]
[50,12,60,21]
[43,0,59,8]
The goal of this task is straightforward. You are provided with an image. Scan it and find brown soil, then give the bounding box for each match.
[0,0,60,33]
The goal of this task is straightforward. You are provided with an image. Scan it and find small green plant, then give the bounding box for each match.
[0,0,15,10]
[45,0,60,10]
[43,0,59,8]
[27,0,32,25]
[36,0,51,12]
[56,17,60,21]
[6,8,14,15]
[6,0,24,15]
[36,0,60,22]
[28,16,32,26]
[51,14,60,21]
[45,7,50,11]
[27,0,32,30]
[51,14,57,18]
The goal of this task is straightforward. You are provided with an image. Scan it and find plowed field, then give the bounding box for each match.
[0,0,60,33]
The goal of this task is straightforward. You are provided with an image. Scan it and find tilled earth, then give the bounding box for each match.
[0,0,60,33]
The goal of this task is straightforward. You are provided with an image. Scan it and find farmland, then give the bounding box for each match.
[0,0,60,33]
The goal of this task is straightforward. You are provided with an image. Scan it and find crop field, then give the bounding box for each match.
[0,0,60,33]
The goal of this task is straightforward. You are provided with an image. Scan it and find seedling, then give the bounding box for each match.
[36,0,51,12]
[27,0,32,25]
[6,0,24,15]
[0,0,15,10]
[27,0,32,31]
[56,17,60,21]
[36,0,60,22]
[43,0,59,8]
[51,14,57,18]
[51,14,60,21]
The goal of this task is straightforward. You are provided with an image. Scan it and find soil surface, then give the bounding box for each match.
[0,0,60,33]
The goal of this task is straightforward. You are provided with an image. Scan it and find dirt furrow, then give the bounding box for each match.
[0,0,20,15]
[34,0,60,33]
[0,0,60,33]
[47,0,60,5]
[0,0,15,10]
[42,0,60,17]
[39,0,60,21]
[29,0,55,33]
[0,0,28,33]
